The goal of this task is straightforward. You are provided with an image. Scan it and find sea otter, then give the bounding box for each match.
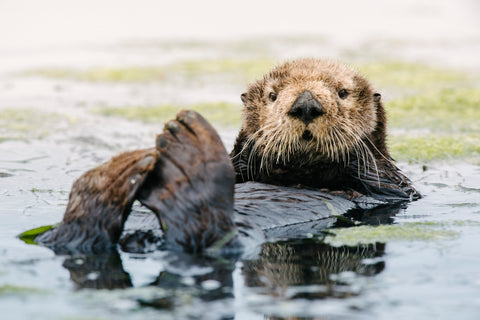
[32,58,420,254]
[231,58,417,198]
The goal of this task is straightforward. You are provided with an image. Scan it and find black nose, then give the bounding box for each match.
[288,91,324,125]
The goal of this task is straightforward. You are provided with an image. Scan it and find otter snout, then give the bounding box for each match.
[288,90,324,126]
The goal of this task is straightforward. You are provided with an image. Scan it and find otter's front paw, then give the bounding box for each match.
[137,110,236,253]
[37,149,158,253]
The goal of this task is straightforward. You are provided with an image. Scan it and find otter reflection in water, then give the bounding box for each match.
[242,240,385,299]
[29,58,419,254]
[61,238,385,307]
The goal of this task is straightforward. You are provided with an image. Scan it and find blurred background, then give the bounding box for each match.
[1,0,480,49]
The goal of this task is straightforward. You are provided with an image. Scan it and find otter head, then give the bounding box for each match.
[237,58,387,173]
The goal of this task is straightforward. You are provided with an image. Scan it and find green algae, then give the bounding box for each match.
[0,284,49,296]
[18,224,58,245]
[94,104,178,122]
[389,134,480,163]
[169,58,275,80]
[21,67,165,82]
[0,108,75,142]
[21,59,471,95]
[386,87,480,132]
[93,102,242,127]
[449,220,480,226]
[30,188,53,193]
[325,221,460,247]
[355,61,471,90]
[20,58,276,83]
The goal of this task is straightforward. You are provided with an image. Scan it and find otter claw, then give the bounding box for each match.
[156,135,168,149]
[165,121,180,134]
[176,110,197,126]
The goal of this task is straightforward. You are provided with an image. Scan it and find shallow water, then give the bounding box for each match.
[2,3,480,318]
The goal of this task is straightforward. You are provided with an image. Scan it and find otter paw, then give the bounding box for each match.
[137,110,236,253]
[38,148,159,253]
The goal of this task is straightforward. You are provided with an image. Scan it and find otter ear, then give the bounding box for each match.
[240,93,247,104]
[373,93,381,102]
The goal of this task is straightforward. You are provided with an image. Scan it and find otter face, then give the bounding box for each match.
[240,58,380,169]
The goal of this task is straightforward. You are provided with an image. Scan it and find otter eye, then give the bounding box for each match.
[338,89,349,99]
[269,92,277,102]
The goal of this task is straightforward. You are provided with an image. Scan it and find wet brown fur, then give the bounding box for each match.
[37,148,159,252]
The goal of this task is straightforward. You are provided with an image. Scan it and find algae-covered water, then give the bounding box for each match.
[2,1,480,319]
